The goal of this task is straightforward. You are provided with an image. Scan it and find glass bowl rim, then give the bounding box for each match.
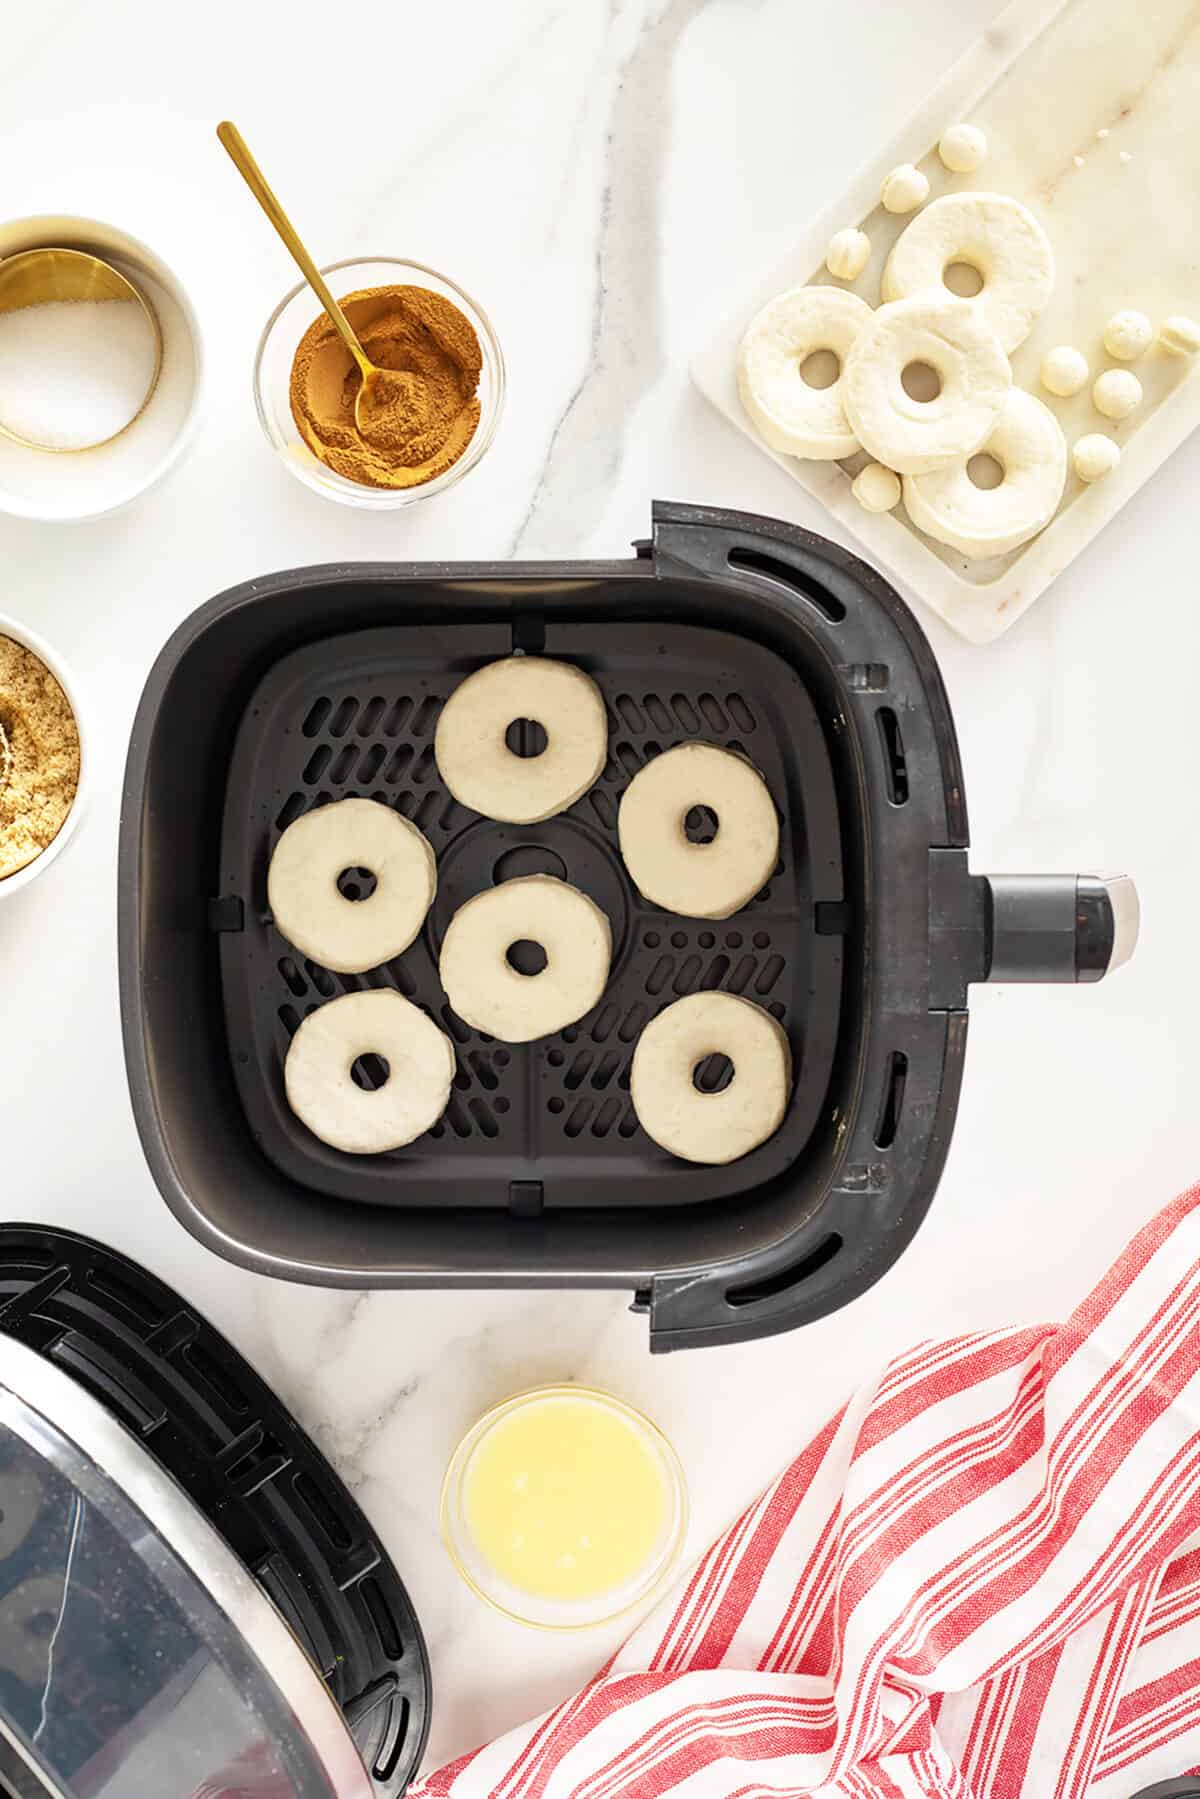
[440,1382,689,1632]
[252,254,505,508]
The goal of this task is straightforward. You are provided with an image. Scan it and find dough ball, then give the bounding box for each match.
[1073,433,1120,482]
[877,163,935,214]
[852,462,902,512]
[825,228,871,282]
[881,163,930,214]
[1159,315,1200,357]
[1093,368,1142,420]
[1040,345,1089,397]
[938,124,988,173]
[1102,310,1153,361]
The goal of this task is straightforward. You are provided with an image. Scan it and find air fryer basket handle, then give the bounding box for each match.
[984,874,1139,983]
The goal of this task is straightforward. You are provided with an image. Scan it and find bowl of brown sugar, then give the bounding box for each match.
[0,615,85,898]
[254,257,504,509]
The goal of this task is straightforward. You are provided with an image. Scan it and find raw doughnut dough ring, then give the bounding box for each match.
[618,742,779,921]
[631,992,792,1165]
[842,295,1011,476]
[284,989,456,1154]
[902,389,1067,560]
[737,285,875,459]
[268,797,436,974]
[438,874,611,1043]
[882,192,1054,353]
[434,656,608,825]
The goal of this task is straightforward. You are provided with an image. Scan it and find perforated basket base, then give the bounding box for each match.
[218,618,844,1211]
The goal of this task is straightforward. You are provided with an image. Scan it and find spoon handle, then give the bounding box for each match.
[216,121,373,382]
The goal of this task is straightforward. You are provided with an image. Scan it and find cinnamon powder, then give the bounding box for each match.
[289,285,482,491]
[0,636,80,880]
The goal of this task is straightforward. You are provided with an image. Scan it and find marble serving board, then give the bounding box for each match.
[692,0,1200,643]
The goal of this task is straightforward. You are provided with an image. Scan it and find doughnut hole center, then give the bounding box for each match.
[684,804,719,845]
[506,939,549,977]
[338,865,377,902]
[944,259,984,298]
[693,1053,735,1094]
[901,361,943,403]
[505,717,549,759]
[351,1053,390,1091]
[799,348,841,390]
[967,452,1005,490]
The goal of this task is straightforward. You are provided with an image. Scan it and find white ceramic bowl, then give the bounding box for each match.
[0,613,87,897]
[0,215,203,521]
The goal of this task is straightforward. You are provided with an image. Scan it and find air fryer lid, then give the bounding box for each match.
[0,1227,430,1798]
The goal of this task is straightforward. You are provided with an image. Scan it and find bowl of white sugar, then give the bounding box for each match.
[0,215,203,521]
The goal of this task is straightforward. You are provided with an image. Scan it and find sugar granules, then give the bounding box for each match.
[0,296,158,450]
[0,636,80,879]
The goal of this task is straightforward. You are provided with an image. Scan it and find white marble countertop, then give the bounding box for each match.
[2,0,1198,1776]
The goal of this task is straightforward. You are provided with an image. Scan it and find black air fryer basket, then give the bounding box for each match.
[119,504,1136,1351]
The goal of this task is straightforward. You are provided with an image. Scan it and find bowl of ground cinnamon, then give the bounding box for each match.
[254,257,504,508]
[0,615,85,897]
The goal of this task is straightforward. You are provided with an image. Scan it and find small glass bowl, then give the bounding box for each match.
[441,1384,688,1631]
[253,256,504,510]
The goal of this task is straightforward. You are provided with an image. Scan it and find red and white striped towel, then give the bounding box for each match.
[413,1184,1200,1799]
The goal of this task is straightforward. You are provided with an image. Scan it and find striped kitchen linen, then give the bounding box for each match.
[413,1183,1200,1798]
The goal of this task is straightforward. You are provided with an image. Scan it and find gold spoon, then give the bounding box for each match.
[217,122,396,436]
[0,248,162,452]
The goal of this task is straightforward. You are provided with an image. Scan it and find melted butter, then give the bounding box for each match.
[463,1395,670,1603]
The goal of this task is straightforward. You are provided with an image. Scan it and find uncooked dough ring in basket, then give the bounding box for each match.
[618,742,779,920]
[631,991,792,1165]
[284,989,456,1154]
[438,874,612,1043]
[434,656,608,824]
[268,797,436,974]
